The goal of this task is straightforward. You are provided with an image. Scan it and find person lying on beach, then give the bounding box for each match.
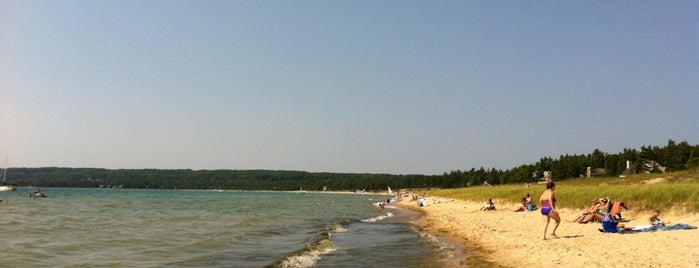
[481,199,495,211]
[514,197,527,212]
[433,198,454,204]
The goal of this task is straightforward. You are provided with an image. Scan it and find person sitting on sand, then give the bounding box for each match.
[418,197,428,207]
[525,193,537,211]
[573,199,601,223]
[578,198,611,223]
[481,199,495,211]
[649,209,669,226]
[514,197,527,212]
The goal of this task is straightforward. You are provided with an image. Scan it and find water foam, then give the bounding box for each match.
[329,223,347,233]
[268,238,336,268]
[360,212,394,223]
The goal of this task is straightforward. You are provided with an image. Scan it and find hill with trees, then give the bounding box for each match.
[6,140,698,191]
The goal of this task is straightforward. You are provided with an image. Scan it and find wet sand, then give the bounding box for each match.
[396,197,699,267]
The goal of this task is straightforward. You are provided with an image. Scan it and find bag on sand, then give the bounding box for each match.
[601,213,618,233]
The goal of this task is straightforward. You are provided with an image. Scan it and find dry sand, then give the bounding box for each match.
[396,196,699,267]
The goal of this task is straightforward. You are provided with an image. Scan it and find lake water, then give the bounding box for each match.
[0,188,454,267]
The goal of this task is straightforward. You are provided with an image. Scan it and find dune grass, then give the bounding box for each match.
[426,168,699,213]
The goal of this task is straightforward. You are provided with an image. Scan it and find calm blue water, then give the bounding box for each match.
[0,188,452,267]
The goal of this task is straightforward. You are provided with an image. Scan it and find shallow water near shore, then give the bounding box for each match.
[0,188,452,267]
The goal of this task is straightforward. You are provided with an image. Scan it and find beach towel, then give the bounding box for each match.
[660,223,697,231]
[626,223,697,233]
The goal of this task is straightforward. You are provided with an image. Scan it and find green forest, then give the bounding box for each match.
[6,140,698,191]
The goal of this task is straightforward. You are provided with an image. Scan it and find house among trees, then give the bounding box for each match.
[643,160,666,173]
[537,171,552,184]
[619,160,666,177]
[586,167,606,177]
[620,161,634,177]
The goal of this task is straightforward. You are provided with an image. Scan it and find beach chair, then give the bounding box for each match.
[609,201,628,221]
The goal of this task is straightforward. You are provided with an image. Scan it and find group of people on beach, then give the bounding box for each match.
[482,193,539,212]
[405,180,679,239]
[540,182,675,236]
[571,197,628,224]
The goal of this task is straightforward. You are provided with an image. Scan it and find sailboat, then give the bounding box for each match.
[0,157,17,191]
[387,186,393,195]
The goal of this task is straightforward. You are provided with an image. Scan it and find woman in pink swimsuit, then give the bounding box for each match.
[539,182,560,240]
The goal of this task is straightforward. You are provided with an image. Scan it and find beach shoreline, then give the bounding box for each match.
[395,196,699,267]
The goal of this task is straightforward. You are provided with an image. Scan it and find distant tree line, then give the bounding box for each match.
[8,168,439,191]
[440,139,699,187]
[6,140,698,191]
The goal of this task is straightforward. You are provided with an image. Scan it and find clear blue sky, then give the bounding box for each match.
[1,1,697,175]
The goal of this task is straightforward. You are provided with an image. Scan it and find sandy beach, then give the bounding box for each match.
[396,196,699,267]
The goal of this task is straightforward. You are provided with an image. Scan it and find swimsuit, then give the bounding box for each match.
[541,199,552,216]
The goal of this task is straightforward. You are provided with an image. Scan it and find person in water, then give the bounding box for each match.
[539,182,560,240]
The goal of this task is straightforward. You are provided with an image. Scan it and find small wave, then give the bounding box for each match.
[188,237,226,249]
[328,223,347,233]
[412,226,455,258]
[266,238,336,268]
[361,212,393,223]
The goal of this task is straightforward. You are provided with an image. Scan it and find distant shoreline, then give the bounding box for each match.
[4,186,393,194]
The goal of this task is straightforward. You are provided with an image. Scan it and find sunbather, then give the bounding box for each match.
[481,199,495,211]
[578,198,610,223]
[649,209,669,226]
[525,193,537,211]
[572,199,600,223]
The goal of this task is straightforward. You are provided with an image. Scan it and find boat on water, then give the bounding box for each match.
[0,157,17,191]
[0,185,16,191]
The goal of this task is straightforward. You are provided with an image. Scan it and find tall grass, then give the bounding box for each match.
[426,168,699,213]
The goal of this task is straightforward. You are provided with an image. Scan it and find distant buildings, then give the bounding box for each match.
[586,167,606,177]
[537,171,552,184]
[619,160,666,177]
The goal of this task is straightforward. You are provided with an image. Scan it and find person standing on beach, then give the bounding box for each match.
[539,182,560,240]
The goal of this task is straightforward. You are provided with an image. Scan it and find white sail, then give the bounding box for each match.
[0,156,17,191]
[387,186,392,195]
[1,158,5,183]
